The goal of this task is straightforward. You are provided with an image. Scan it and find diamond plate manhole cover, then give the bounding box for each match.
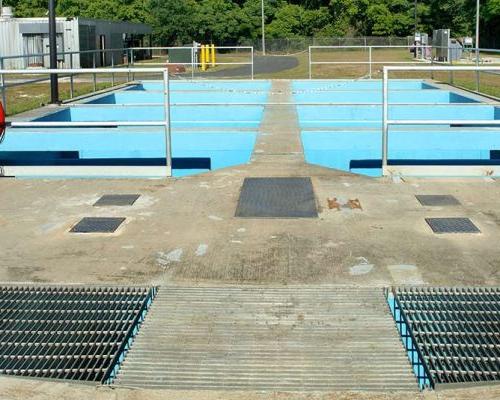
[235,177,318,218]
[425,218,480,234]
[70,217,126,233]
[416,195,460,206]
[94,194,140,207]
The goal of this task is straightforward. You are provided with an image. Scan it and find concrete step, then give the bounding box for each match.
[114,285,417,391]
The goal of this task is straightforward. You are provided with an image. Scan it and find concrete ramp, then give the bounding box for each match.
[115,286,417,391]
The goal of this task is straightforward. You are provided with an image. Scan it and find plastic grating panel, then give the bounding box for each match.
[235,177,318,218]
[94,195,140,207]
[425,218,480,234]
[70,217,126,233]
[392,287,500,389]
[415,195,460,206]
[0,284,156,383]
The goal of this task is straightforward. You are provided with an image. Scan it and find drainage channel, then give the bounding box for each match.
[0,284,157,384]
[387,286,500,390]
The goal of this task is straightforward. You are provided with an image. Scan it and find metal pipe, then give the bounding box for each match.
[162,69,172,173]
[48,0,59,104]
[92,52,97,92]
[308,46,312,79]
[0,58,6,114]
[69,55,74,99]
[251,47,254,80]
[382,68,389,174]
[369,47,372,79]
[111,52,115,87]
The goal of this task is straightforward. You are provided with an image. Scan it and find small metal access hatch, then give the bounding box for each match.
[235,177,318,218]
[94,194,140,207]
[416,195,460,206]
[425,217,480,234]
[70,217,126,233]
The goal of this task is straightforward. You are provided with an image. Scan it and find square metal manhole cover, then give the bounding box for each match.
[416,195,460,206]
[425,218,480,234]
[70,217,126,233]
[94,194,140,207]
[235,177,318,218]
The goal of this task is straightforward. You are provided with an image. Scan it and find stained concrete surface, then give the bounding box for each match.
[1,80,500,398]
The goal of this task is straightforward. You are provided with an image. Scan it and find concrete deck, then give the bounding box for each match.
[1,80,500,399]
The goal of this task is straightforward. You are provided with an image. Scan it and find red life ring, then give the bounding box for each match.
[0,102,5,136]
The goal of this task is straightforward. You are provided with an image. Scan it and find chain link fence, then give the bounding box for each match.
[240,37,413,54]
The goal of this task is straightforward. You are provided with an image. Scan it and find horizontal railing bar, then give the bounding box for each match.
[385,66,500,72]
[133,62,252,66]
[388,120,500,125]
[311,61,430,65]
[0,68,168,75]
[10,121,167,127]
[65,102,500,107]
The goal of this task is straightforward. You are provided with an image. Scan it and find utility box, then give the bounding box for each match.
[433,29,450,61]
[169,47,192,64]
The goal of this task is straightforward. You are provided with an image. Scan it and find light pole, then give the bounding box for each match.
[475,0,480,90]
[475,0,480,63]
[48,0,59,103]
[261,0,266,55]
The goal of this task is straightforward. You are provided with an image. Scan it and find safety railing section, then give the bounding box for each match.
[308,45,432,79]
[385,288,434,390]
[0,67,172,177]
[0,46,254,114]
[382,65,500,177]
[128,46,254,80]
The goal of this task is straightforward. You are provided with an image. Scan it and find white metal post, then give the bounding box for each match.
[163,69,172,175]
[131,48,135,81]
[92,52,97,92]
[308,46,312,79]
[382,67,389,175]
[111,51,115,87]
[69,55,74,99]
[369,46,372,79]
[251,47,254,80]
[191,47,195,80]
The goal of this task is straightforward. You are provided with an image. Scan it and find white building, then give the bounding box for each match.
[0,7,152,69]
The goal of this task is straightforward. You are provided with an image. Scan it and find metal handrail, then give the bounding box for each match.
[0,46,255,113]
[382,65,500,176]
[308,45,500,79]
[0,67,172,176]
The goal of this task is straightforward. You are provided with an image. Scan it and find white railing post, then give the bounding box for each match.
[191,47,195,80]
[69,54,74,99]
[131,48,135,81]
[308,46,312,79]
[369,46,372,79]
[162,69,172,175]
[111,51,115,87]
[251,47,254,80]
[92,52,97,92]
[382,67,389,175]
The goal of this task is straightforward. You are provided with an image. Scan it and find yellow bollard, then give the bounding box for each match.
[211,44,216,67]
[200,45,206,71]
[205,45,211,68]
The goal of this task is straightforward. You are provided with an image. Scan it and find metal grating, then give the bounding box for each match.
[415,195,460,206]
[391,287,500,389]
[425,218,480,234]
[0,284,156,383]
[94,194,140,207]
[70,217,126,233]
[235,177,318,218]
